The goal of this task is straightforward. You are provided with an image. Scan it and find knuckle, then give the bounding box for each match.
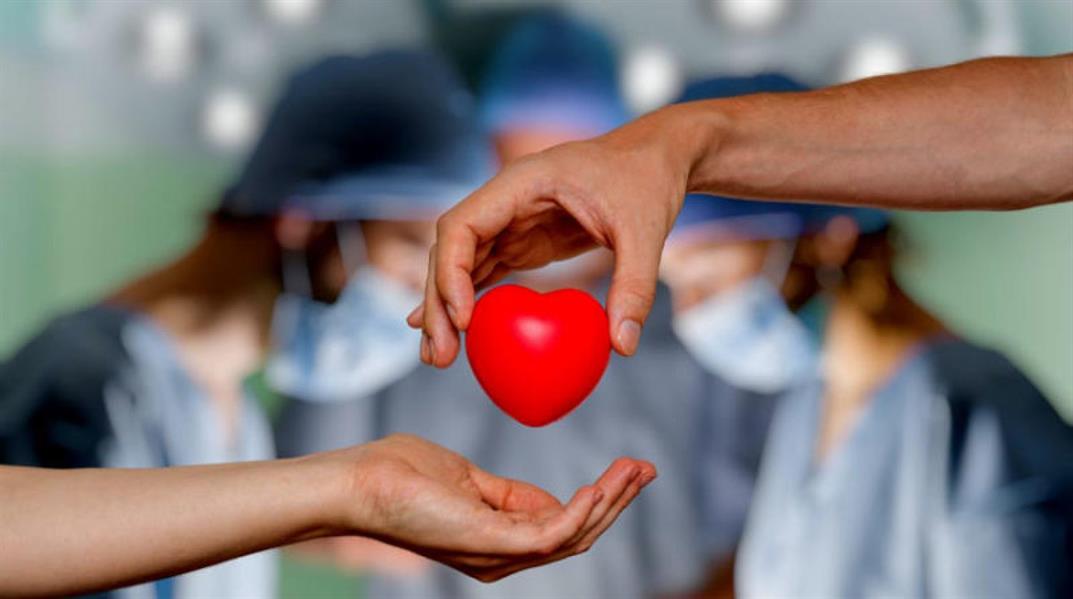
[385,432,419,445]
[436,213,457,237]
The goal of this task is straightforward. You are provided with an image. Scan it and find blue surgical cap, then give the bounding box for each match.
[671,73,888,243]
[220,50,494,221]
[479,13,629,137]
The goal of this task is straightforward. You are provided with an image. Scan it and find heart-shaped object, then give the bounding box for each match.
[465,284,611,426]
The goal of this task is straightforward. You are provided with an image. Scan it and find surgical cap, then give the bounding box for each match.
[479,12,628,136]
[671,73,888,244]
[220,50,494,222]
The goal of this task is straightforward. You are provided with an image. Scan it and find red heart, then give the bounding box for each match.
[465,284,611,427]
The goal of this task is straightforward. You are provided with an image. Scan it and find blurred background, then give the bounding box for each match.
[0,0,1070,597]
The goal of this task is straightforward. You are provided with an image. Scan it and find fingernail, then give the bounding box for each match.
[420,333,431,363]
[616,320,641,356]
[639,472,657,486]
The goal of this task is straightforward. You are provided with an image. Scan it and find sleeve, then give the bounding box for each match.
[925,342,1073,598]
[693,374,780,561]
[0,311,127,468]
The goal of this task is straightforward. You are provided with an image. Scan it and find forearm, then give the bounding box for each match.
[0,460,344,596]
[671,54,1073,210]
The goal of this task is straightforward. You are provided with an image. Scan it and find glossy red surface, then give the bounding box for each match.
[465,284,611,427]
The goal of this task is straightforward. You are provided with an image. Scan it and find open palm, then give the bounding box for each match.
[334,434,656,582]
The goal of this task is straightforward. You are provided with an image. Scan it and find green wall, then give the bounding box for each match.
[895,206,1073,417]
[4,155,1068,416]
[0,150,366,594]
[0,153,229,352]
[0,3,1069,597]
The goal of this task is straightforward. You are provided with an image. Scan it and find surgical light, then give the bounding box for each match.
[622,45,683,115]
[139,6,196,82]
[202,88,260,150]
[263,0,323,26]
[713,0,790,33]
[839,36,912,82]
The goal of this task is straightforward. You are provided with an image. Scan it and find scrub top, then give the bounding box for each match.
[737,339,1073,599]
[277,284,776,599]
[0,305,277,599]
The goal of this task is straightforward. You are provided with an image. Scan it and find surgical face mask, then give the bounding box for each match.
[266,225,423,402]
[672,241,817,394]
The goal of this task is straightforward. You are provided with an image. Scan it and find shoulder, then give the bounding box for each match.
[922,338,1073,493]
[2,305,133,397]
[923,338,1064,428]
[924,338,1041,402]
[0,306,136,466]
[922,339,1073,594]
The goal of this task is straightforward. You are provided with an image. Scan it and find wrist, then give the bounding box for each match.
[297,444,387,539]
[655,100,733,195]
[280,454,360,540]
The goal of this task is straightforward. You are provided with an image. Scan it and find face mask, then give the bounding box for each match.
[672,242,817,394]
[266,227,423,402]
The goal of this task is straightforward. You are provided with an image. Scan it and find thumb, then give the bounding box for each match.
[606,225,663,357]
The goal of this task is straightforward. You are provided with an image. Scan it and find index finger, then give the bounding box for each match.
[427,169,530,358]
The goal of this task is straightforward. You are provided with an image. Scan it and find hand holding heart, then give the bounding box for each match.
[408,129,688,368]
[465,285,611,426]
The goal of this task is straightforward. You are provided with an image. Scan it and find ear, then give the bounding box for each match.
[274,210,320,251]
[813,216,859,269]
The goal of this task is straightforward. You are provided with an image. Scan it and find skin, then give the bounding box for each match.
[0,435,655,596]
[658,219,944,597]
[297,129,622,575]
[286,218,439,573]
[362,219,438,293]
[11,215,654,594]
[657,239,773,599]
[109,215,427,439]
[800,219,946,458]
[667,218,946,457]
[109,213,357,441]
[411,54,1073,367]
[496,127,617,294]
[659,238,772,314]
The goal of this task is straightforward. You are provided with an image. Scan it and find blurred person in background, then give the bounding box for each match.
[412,53,1073,367]
[666,74,1073,598]
[664,74,1073,599]
[735,200,1073,597]
[262,45,499,577]
[278,13,736,598]
[658,76,818,597]
[0,43,653,590]
[0,49,560,598]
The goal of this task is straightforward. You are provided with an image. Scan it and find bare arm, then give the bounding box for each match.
[413,54,1073,367]
[0,460,335,595]
[685,54,1073,210]
[0,435,654,596]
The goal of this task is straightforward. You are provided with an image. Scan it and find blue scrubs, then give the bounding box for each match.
[0,306,277,599]
[737,339,1073,598]
[277,284,776,598]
